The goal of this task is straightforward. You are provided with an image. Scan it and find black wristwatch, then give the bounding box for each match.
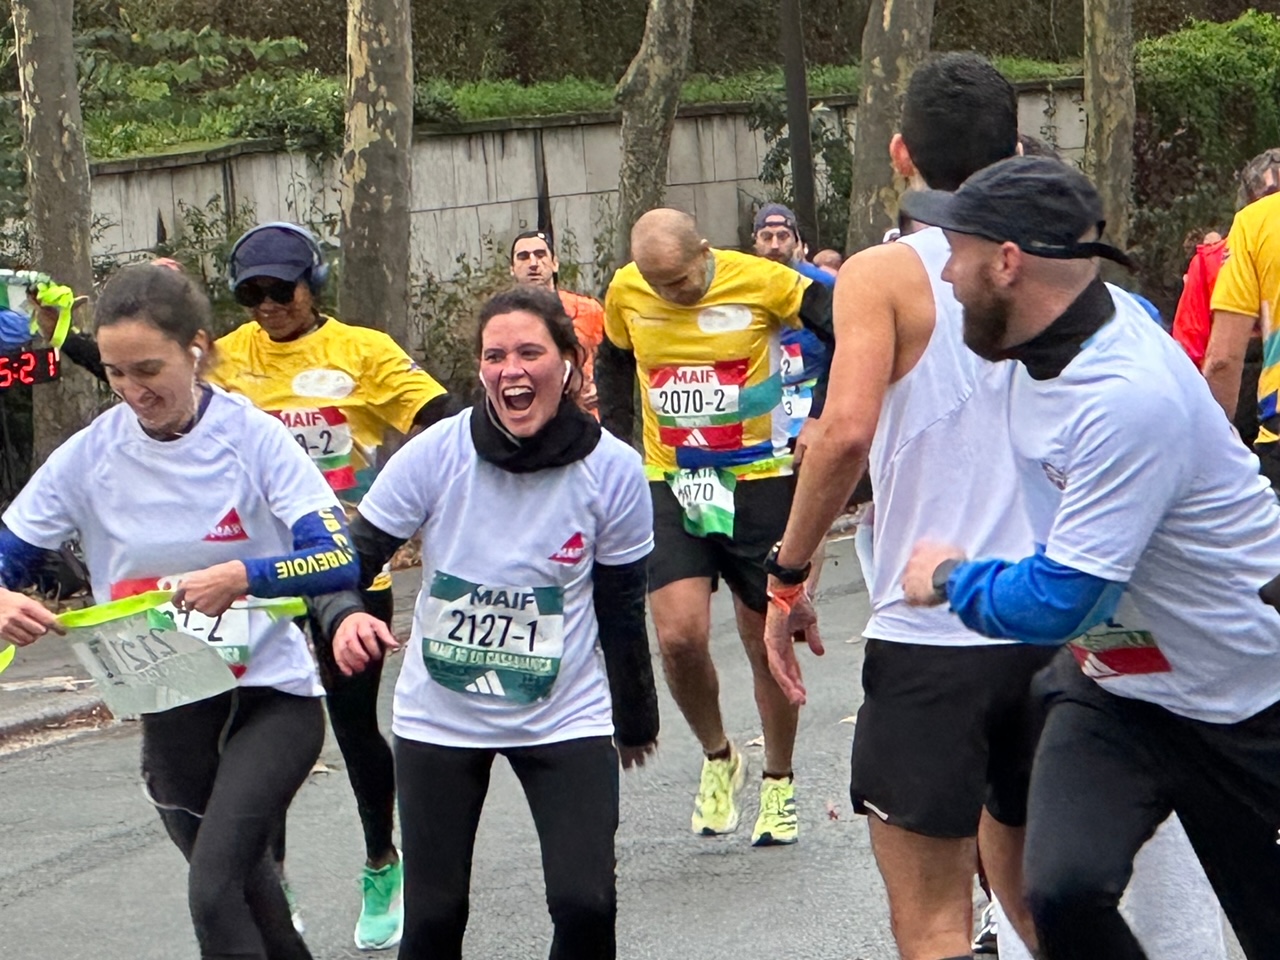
[764,541,811,586]
[932,558,963,602]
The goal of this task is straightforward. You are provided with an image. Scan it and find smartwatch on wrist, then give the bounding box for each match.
[763,541,811,586]
[931,558,963,603]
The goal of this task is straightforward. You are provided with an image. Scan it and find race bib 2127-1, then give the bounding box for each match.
[420,571,566,705]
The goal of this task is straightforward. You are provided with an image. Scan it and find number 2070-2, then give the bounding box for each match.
[656,388,727,416]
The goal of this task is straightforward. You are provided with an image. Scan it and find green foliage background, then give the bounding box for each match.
[67,0,1274,84]
[2,2,1280,322]
[1132,11,1280,312]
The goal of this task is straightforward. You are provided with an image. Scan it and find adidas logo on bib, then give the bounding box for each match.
[204,508,248,542]
[548,532,586,565]
[465,670,506,696]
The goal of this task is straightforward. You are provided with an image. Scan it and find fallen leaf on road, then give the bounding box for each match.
[839,715,857,725]
[745,735,765,747]
[310,761,333,775]
[825,800,840,820]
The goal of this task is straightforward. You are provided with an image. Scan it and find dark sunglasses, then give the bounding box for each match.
[234,278,298,308]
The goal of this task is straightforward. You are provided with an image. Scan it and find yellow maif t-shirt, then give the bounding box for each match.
[209,315,446,499]
[603,249,808,477]
[1212,192,1280,444]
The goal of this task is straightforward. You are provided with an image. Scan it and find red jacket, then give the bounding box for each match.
[1171,238,1227,368]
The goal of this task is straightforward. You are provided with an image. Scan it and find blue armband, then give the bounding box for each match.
[243,508,359,598]
[947,549,1124,645]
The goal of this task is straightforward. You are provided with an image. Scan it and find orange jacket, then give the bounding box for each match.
[558,289,604,416]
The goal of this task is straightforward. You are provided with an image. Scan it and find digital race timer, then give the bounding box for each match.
[0,346,60,389]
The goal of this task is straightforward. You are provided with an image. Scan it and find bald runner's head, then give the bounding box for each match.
[631,209,713,306]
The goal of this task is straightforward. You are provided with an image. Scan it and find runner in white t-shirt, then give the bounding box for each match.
[902,157,1280,958]
[0,264,358,960]
[312,286,658,960]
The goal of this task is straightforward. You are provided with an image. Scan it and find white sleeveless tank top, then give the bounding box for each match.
[862,227,1031,645]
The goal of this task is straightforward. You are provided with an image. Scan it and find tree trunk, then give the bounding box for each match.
[13,0,102,464]
[1083,0,1134,257]
[340,0,414,346]
[613,0,696,268]
[845,0,936,253]
[781,0,818,249]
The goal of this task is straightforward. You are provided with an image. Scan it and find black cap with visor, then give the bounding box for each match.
[900,156,1135,270]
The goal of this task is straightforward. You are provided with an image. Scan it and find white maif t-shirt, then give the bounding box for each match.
[4,388,338,697]
[360,411,653,749]
[1010,285,1280,723]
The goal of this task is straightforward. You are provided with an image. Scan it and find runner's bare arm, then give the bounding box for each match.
[1204,310,1257,419]
[773,243,927,570]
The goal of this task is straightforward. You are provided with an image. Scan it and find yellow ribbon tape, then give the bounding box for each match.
[31,282,76,349]
[56,593,307,630]
[0,643,14,675]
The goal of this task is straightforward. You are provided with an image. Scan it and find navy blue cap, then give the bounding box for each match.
[231,227,316,286]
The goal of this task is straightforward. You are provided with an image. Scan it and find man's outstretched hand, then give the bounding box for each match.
[763,584,823,706]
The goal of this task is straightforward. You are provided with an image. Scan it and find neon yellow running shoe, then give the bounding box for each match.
[752,776,798,846]
[691,745,747,835]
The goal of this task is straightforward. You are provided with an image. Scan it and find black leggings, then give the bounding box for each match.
[141,687,324,960]
[275,585,396,866]
[1024,656,1280,960]
[395,735,620,960]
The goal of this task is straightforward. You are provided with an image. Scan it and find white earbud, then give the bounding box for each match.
[190,346,203,363]
[562,359,572,388]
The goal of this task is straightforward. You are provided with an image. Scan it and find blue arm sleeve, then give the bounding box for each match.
[0,527,51,590]
[0,309,31,351]
[242,508,359,598]
[946,550,1125,645]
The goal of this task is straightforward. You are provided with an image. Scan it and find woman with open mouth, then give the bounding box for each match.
[312,284,659,960]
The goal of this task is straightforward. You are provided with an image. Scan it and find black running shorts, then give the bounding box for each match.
[647,474,795,614]
[849,638,1060,838]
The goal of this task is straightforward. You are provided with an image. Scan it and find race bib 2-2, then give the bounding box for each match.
[272,407,357,491]
[113,576,257,678]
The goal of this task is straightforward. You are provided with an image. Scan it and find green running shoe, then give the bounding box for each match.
[691,744,747,835]
[354,859,404,951]
[281,876,304,934]
[752,776,798,846]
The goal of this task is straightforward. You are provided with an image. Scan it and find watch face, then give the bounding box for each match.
[932,559,957,598]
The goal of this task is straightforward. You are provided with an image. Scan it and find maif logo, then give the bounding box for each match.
[549,532,586,565]
[204,508,248,542]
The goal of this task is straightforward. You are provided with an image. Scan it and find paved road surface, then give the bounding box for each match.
[0,537,1244,959]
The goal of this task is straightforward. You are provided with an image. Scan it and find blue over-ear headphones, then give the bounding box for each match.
[227,222,329,294]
